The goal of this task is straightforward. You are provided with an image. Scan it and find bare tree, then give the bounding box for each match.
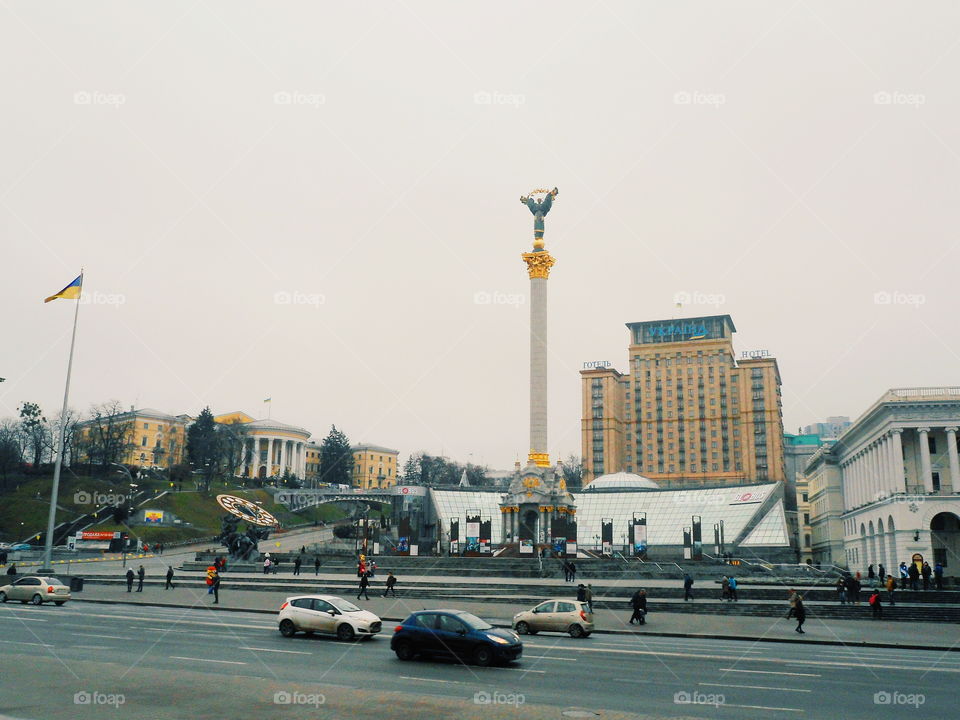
[18,401,50,467]
[45,407,80,467]
[78,401,134,472]
[218,420,249,479]
[0,418,24,487]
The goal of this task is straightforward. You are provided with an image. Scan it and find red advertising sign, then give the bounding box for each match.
[79,530,119,540]
[731,491,766,505]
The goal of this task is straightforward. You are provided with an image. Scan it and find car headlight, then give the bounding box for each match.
[487,634,510,645]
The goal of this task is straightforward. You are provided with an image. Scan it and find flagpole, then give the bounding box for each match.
[41,271,82,572]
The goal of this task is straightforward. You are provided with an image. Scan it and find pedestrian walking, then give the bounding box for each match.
[683,573,694,601]
[382,571,398,597]
[934,562,944,591]
[845,574,860,605]
[136,565,145,592]
[293,556,301,576]
[921,562,932,591]
[357,573,370,600]
[584,584,594,613]
[629,589,647,624]
[867,564,876,588]
[300,545,306,554]
[165,566,174,590]
[720,576,730,601]
[836,576,847,604]
[576,583,586,602]
[562,560,571,582]
[728,575,738,602]
[126,568,134,592]
[908,561,920,591]
[869,589,882,619]
[211,568,220,604]
[273,558,281,574]
[787,590,806,634]
[569,562,576,583]
[5,563,15,576]
[263,556,271,575]
[899,562,909,589]
[878,564,885,583]
[314,556,321,576]
[885,574,896,605]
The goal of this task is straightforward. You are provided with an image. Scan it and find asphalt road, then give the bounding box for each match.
[0,602,955,720]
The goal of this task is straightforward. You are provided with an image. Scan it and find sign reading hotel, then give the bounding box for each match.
[740,350,770,359]
[582,360,612,369]
[731,491,766,505]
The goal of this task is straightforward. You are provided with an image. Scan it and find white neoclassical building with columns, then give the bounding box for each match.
[829,388,960,574]
[214,412,310,480]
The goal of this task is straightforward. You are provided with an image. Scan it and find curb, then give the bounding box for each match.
[70,597,960,652]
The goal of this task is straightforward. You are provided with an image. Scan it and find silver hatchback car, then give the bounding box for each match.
[513,599,594,638]
[0,576,71,606]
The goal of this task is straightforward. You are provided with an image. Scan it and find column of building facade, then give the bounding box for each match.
[877,436,889,498]
[882,435,893,497]
[250,438,258,477]
[917,427,933,493]
[871,442,882,502]
[890,429,904,494]
[266,437,274,478]
[945,427,960,492]
[847,456,857,509]
[857,451,867,506]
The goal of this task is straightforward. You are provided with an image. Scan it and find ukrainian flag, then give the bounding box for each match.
[44,274,83,303]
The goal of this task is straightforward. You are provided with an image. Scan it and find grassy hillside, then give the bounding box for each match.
[0,473,347,544]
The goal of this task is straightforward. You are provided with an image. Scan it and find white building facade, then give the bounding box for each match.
[834,388,960,574]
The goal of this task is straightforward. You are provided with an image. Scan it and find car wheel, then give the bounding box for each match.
[473,646,494,667]
[31,594,43,606]
[336,623,355,642]
[279,619,297,637]
[55,601,66,606]
[394,641,415,661]
[0,591,6,603]
[515,621,530,635]
[568,624,585,638]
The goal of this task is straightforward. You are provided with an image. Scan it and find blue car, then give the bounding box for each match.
[8,544,31,551]
[391,609,522,666]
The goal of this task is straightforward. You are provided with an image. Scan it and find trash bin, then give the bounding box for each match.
[69,577,84,592]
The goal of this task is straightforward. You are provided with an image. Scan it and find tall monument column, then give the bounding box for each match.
[520,187,558,468]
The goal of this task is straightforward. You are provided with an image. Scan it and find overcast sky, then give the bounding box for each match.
[2,1,959,470]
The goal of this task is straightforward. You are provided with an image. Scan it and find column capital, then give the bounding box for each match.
[944,427,959,434]
[521,250,556,279]
[890,428,904,436]
[917,427,931,434]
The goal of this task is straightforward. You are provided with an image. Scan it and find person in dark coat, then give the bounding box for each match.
[877,564,886,584]
[136,565,145,592]
[568,562,576,583]
[908,561,920,591]
[126,568,134,592]
[165,566,174,590]
[6,563,17,576]
[382,571,398,597]
[787,590,806,634]
[845,574,860,605]
[584,584,594,613]
[921,562,932,590]
[314,556,321,576]
[629,589,647,624]
[293,556,301,576]
[576,584,586,602]
[357,573,370,600]
[836,577,847,604]
[934,562,944,591]
[683,573,694,601]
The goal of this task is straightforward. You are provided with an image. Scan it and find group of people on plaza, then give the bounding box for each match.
[561,559,578,582]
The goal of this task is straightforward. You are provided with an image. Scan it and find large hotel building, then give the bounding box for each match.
[581,315,786,488]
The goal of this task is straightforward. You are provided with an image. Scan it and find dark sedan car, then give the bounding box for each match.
[391,609,522,666]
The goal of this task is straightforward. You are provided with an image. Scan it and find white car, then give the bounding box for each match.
[278,594,382,641]
[0,576,71,606]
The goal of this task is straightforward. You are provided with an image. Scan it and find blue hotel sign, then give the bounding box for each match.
[647,322,708,340]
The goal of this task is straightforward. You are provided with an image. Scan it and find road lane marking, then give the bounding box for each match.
[523,654,576,661]
[699,682,811,693]
[72,645,116,650]
[720,668,820,677]
[400,677,466,685]
[75,633,127,640]
[238,646,312,655]
[169,656,247,665]
[723,703,803,713]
